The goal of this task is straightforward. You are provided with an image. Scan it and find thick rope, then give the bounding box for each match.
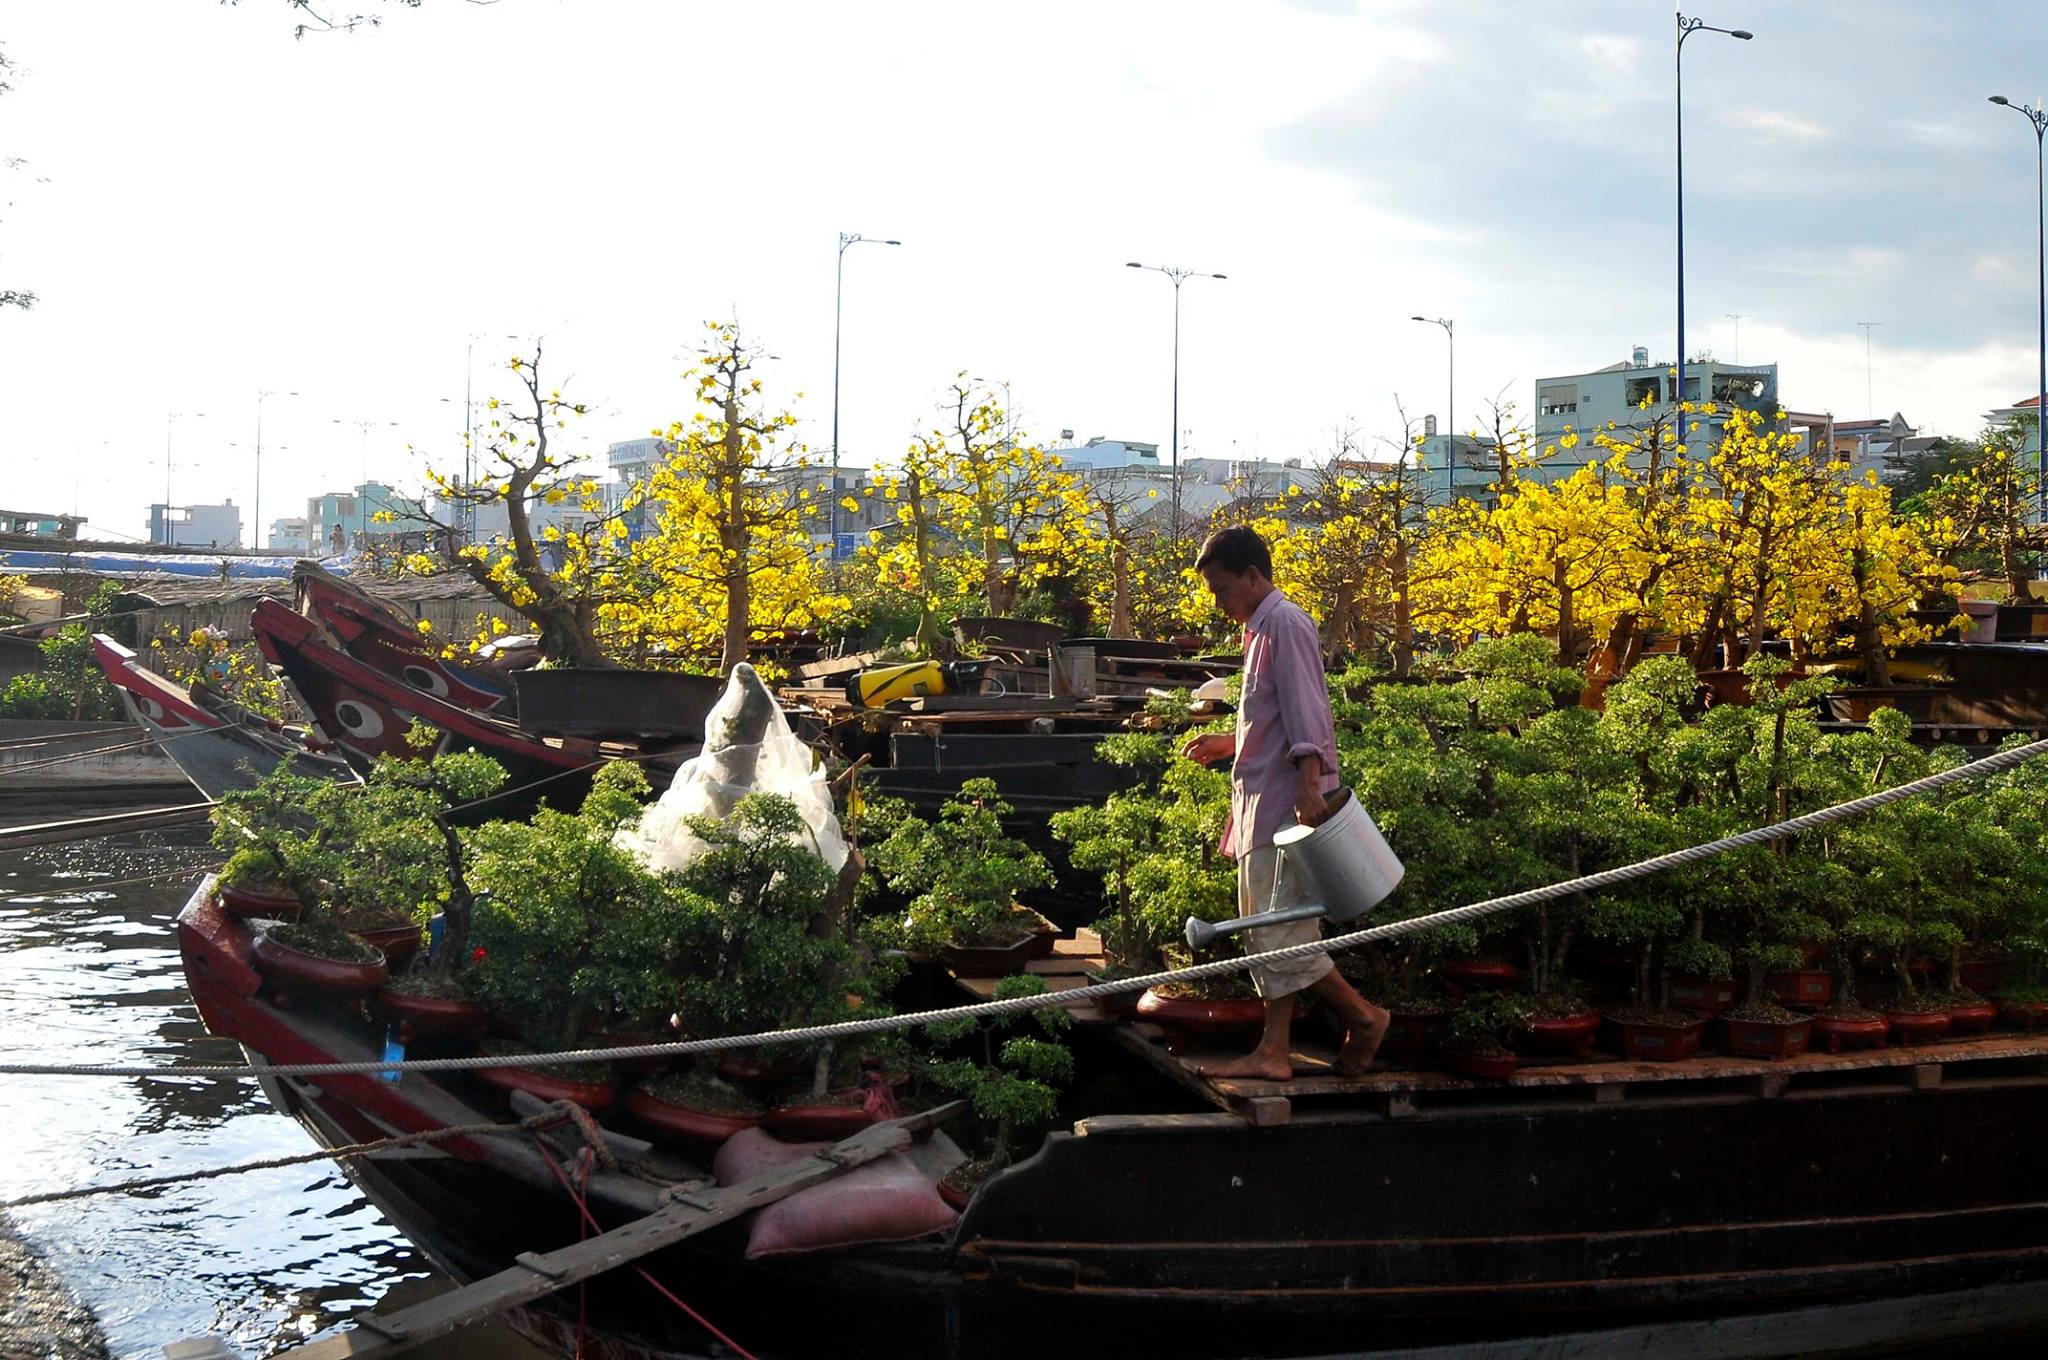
[5,735,2045,1083]
[0,1100,598,1210]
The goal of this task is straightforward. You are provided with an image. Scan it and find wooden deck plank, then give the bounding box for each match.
[274,1103,964,1359]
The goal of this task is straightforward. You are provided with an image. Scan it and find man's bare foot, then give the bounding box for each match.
[1195,1050,1295,1081]
[1336,1004,1391,1077]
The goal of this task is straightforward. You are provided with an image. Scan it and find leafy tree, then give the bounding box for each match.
[1912,419,2043,605]
[923,973,1073,1170]
[869,778,1052,952]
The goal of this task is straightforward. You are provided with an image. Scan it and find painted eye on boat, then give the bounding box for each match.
[334,701,386,740]
[400,665,450,698]
[135,697,164,722]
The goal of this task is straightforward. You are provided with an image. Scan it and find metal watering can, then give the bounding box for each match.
[1184,788,1405,951]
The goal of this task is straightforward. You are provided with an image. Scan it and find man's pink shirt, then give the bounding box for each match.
[1220,589,1340,860]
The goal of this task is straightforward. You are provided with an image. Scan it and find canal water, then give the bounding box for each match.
[0,824,547,1360]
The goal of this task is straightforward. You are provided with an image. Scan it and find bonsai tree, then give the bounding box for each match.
[1440,988,1532,1060]
[463,762,690,1049]
[923,973,1073,1188]
[870,778,1052,954]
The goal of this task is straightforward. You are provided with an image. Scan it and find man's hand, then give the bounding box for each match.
[1181,732,1235,767]
[1293,755,1332,828]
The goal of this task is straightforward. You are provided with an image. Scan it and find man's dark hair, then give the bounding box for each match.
[1195,525,1273,579]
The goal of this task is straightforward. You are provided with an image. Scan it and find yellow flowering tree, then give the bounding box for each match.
[1914,419,2043,604]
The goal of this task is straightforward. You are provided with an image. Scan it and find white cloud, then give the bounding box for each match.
[1719,109,1831,145]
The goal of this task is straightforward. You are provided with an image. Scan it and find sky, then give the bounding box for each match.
[2,0,2046,545]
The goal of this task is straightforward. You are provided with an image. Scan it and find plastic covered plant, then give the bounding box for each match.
[923,973,1073,1171]
[870,778,1052,952]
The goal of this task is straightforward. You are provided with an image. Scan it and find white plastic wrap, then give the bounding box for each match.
[616,663,849,873]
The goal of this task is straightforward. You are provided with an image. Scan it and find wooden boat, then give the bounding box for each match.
[89,635,355,799]
[177,872,2048,1360]
[293,562,518,715]
[249,600,688,808]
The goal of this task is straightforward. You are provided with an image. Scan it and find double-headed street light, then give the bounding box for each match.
[332,419,401,539]
[1410,316,1454,458]
[1676,11,1752,409]
[163,411,208,544]
[254,389,298,551]
[1126,261,1227,536]
[832,233,902,557]
[1989,94,2048,517]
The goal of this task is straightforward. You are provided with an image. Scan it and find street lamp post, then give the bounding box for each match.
[254,389,298,551]
[1676,11,1752,410]
[1126,261,1227,536]
[1989,94,2048,517]
[334,419,400,542]
[832,233,901,558]
[1410,316,1454,461]
[163,411,207,545]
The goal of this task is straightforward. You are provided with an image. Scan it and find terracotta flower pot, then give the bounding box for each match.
[1946,999,1997,1036]
[1023,909,1062,960]
[714,1050,814,1088]
[250,930,387,1007]
[1135,987,1267,1048]
[1884,1009,1952,1046]
[937,1176,974,1212]
[371,986,489,1042]
[472,1060,617,1111]
[1665,976,1739,1014]
[218,882,301,921]
[1436,959,1524,995]
[1811,1013,1889,1055]
[1379,1010,1447,1061]
[1712,1015,1813,1060]
[1603,1013,1705,1062]
[1765,970,1835,1009]
[1438,1044,1516,1081]
[590,1028,677,1080]
[352,922,423,969]
[763,1098,877,1140]
[1999,1000,2048,1034]
[1510,1011,1600,1059]
[626,1084,761,1151]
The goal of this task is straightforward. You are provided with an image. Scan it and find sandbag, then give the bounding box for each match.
[713,1127,957,1259]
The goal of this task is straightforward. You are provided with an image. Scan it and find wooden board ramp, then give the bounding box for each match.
[273,1102,964,1359]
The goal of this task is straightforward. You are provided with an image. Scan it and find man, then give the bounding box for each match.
[1180,526,1389,1079]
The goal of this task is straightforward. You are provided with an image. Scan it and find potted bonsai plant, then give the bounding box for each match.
[1438,989,1531,1082]
[922,973,1074,1209]
[871,779,1053,977]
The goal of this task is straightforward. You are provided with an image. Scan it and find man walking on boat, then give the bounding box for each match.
[1180,526,1389,1079]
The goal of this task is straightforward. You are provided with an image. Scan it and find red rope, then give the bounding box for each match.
[532,1135,761,1360]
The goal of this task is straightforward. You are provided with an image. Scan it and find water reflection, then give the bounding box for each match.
[0,828,544,1359]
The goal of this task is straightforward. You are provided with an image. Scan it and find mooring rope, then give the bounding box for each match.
[4,734,2045,1083]
[0,1100,602,1210]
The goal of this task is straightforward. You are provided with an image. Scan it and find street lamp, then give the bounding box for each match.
[163,411,207,545]
[832,233,901,558]
[254,389,299,552]
[1676,11,1752,410]
[1990,94,2048,517]
[333,419,400,540]
[1126,261,1227,535]
[1411,316,1454,460]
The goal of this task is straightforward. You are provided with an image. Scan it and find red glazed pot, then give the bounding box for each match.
[625,1085,761,1151]
[1089,978,1144,1022]
[714,1050,814,1087]
[1605,1014,1705,1062]
[250,931,387,1006]
[937,1177,974,1212]
[1135,988,1267,1048]
[1511,1011,1600,1059]
[1379,1010,1447,1061]
[1438,1045,1517,1081]
[1026,913,1062,960]
[1811,1014,1889,1054]
[371,987,489,1042]
[1665,976,1740,1014]
[1765,970,1835,1009]
[353,923,423,969]
[763,1098,876,1140]
[472,1060,617,1111]
[940,933,1037,977]
[1713,1015,1813,1060]
[1999,1000,2048,1034]
[218,882,301,921]
[590,1029,676,1081]
[1947,1000,1997,1035]
[1436,959,1524,994]
[1885,1009,1952,1046]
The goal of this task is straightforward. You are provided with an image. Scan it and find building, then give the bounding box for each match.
[305,489,359,557]
[147,501,243,549]
[1046,435,1162,474]
[267,517,313,554]
[1818,414,1938,483]
[1985,394,2042,434]
[0,508,82,539]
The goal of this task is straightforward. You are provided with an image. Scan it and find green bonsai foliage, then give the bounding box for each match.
[923,973,1073,1169]
[464,762,688,1048]
[1050,732,1234,971]
[1443,989,1531,1057]
[871,778,1052,952]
